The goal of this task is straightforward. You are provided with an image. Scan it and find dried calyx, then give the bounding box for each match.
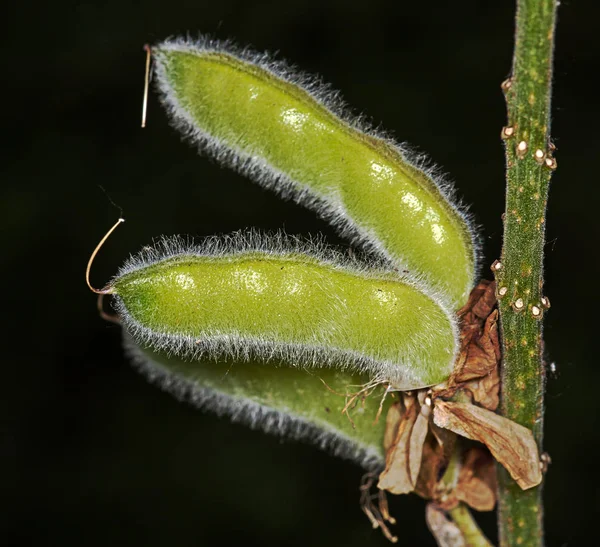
[370,281,543,542]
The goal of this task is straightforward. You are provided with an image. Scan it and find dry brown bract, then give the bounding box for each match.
[433,400,542,490]
[378,392,430,494]
[444,279,501,410]
[375,280,542,537]
[453,447,496,512]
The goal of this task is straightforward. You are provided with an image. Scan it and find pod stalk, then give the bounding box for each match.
[86,218,124,295]
[141,45,152,128]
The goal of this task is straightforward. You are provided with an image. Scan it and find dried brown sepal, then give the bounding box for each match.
[411,436,492,514]
[414,424,456,502]
[431,280,501,414]
[378,393,429,494]
[430,420,455,450]
[425,503,466,547]
[432,400,542,489]
[378,394,419,494]
[459,280,497,324]
[454,447,497,512]
[383,400,403,453]
[453,281,500,385]
[378,281,505,515]
[409,392,431,484]
[460,309,500,411]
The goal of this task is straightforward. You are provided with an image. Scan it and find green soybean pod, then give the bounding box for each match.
[153,38,479,308]
[108,232,458,391]
[123,334,390,469]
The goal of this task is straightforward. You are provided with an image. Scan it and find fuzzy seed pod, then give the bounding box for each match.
[124,334,390,469]
[153,37,479,308]
[110,233,458,391]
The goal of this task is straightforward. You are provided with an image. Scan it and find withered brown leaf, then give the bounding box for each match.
[383,400,403,453]
[414,424,454,502]
[460,310,501,411]
[454,447,497,512]
[433,280,501,412]
[454,281,500,387]
[378,394,430,494]
[432,400,542,489]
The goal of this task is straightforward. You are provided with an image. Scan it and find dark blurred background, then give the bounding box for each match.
[2,1,598,545]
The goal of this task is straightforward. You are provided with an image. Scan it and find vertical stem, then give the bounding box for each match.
[449,504,494,547]
[437,441,493,546]
[495,1,557,546]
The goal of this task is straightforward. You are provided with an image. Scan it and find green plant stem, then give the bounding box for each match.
[495,1,557,545]
[437,440,493,546]
[449,504,494,547]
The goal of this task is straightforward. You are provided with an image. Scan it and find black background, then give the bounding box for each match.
[3,1,598,545]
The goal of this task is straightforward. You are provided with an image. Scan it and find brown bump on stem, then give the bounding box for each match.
[501,77,513,91]
[541,296,551,309]
[534,149,546,164]
[86,218,124,295]
[491,259,503,272]
[141,45,152,128]
[531,306,542,318]
[540,452,552,473]
[501,126,515,139]
[545,156,557,170]
[513,298,524,311]
[498,286,508,298]
[517,140,528,158]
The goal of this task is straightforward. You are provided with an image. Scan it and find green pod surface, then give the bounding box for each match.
[153,38,478,308]
[111,233,458,391]
[124,334,390,469]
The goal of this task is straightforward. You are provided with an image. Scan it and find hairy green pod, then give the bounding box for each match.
[153,38,479,308]
[124,334,390,469]
[110,233,458,391]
